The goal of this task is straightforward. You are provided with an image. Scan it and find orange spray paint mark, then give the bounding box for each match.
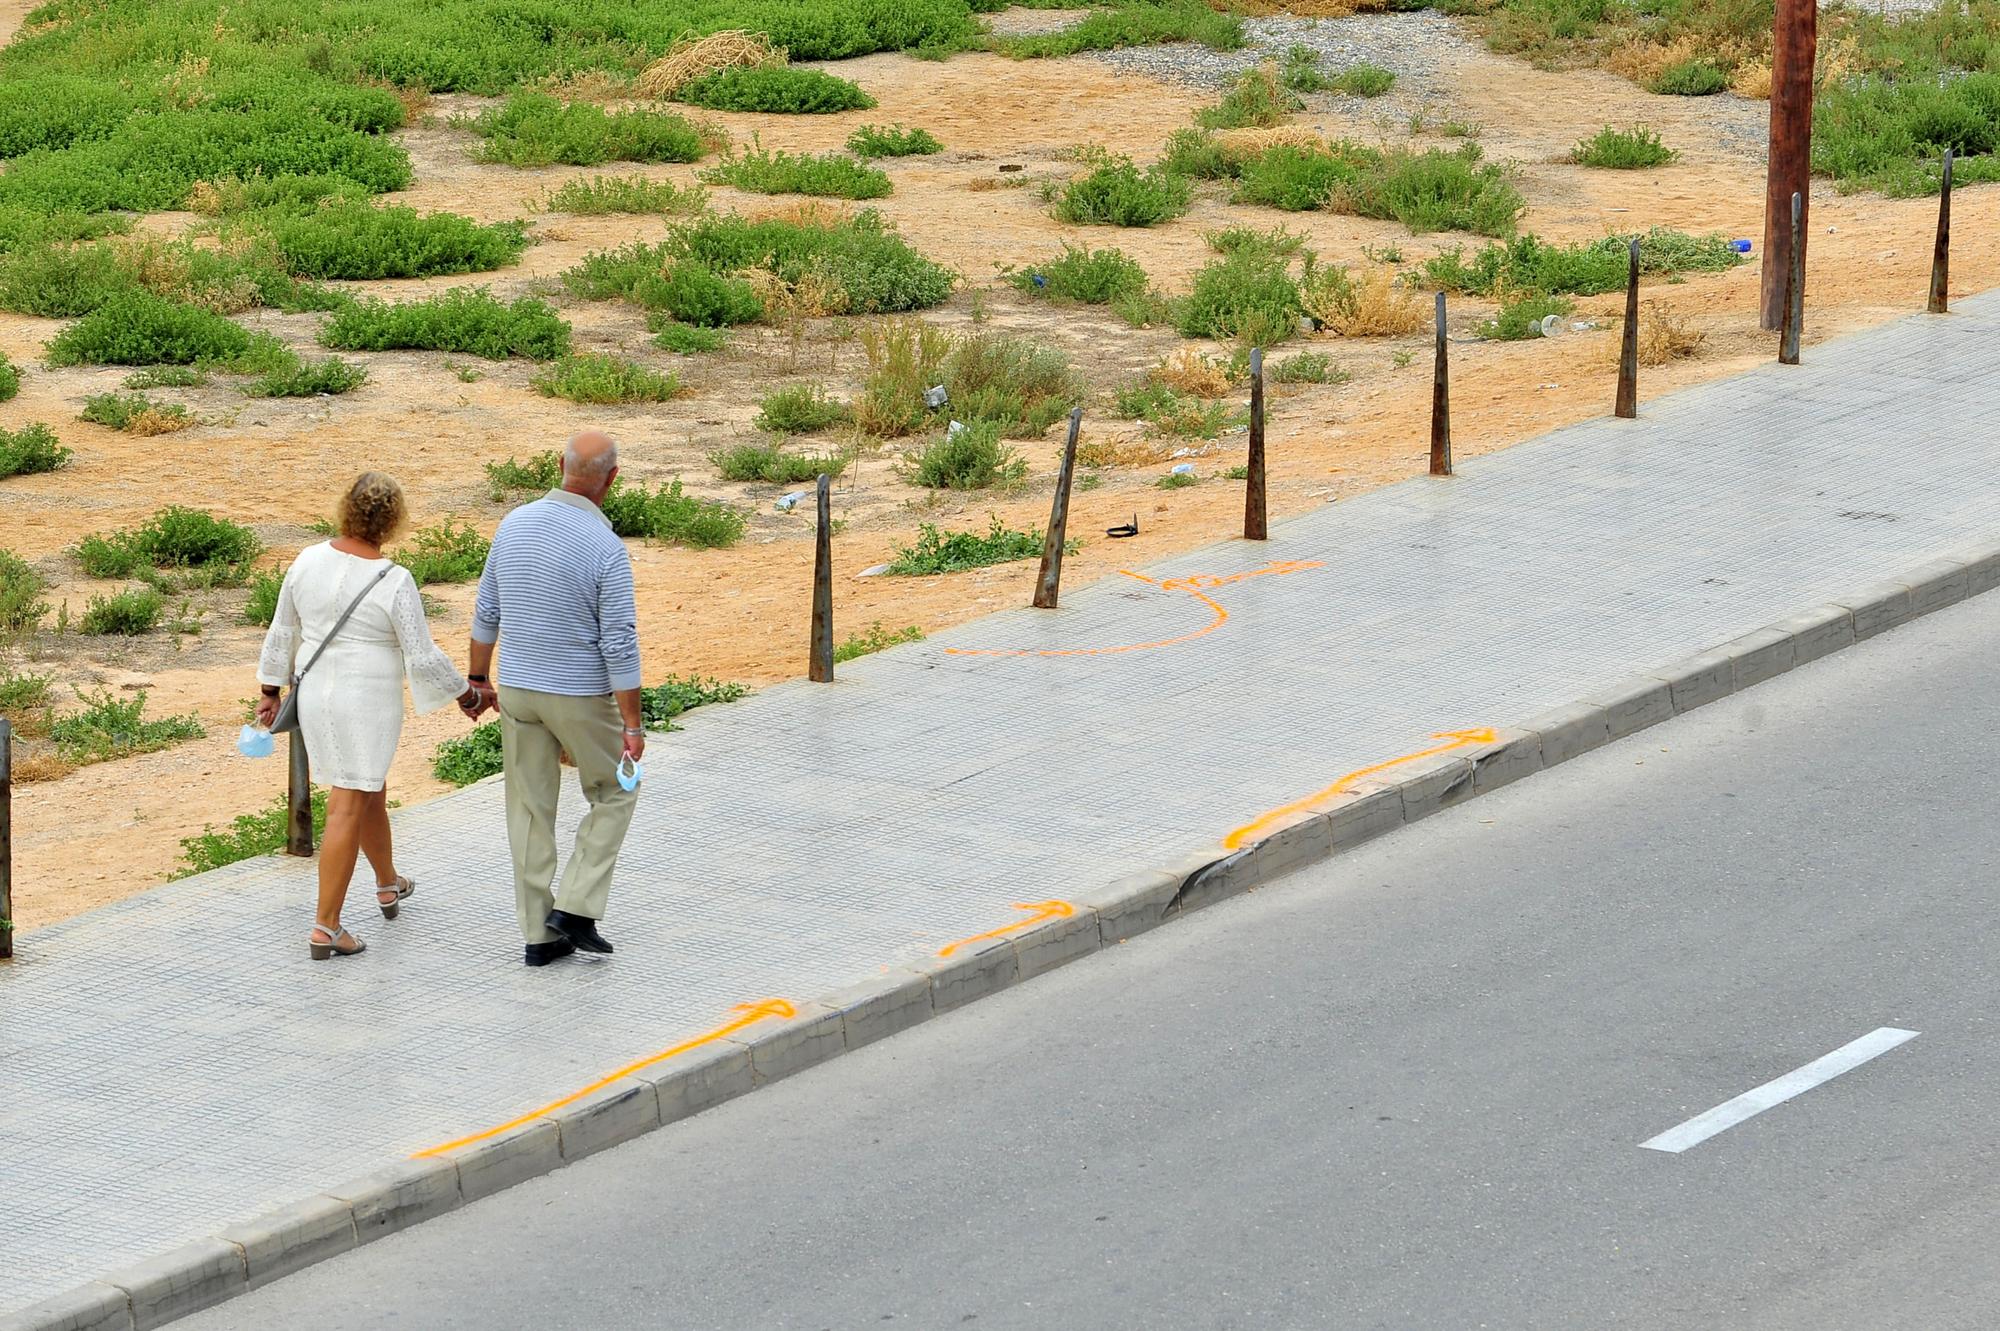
[1223,729,1498,851]
[938,900,1075,957]
[412,998,798,1159]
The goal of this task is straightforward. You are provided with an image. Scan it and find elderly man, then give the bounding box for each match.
[466,431,645,966]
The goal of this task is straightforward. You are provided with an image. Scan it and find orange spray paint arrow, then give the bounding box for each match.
[938,900,1075,957]
[1224,728,1498,851]
[412,998,798,1159]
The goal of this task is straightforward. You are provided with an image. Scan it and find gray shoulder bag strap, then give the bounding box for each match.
[270,564,394,735]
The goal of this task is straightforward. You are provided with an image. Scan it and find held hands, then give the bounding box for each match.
[458,683,497,721]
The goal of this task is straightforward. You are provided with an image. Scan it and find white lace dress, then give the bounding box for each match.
[256,542,468,792]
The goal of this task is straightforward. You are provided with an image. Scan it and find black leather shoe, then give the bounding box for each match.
[545,909,613,955]
[524,938,576,967]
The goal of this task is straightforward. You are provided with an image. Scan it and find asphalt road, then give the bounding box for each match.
[184,591,2000,1330]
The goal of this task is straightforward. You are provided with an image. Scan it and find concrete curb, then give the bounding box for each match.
[8,535,1998,1331]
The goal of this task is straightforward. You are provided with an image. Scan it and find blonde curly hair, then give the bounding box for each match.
[337,472,407,547]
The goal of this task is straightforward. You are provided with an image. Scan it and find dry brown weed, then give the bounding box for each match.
[1316,267,1425,338]
[127,409,196,437]
[635,31,783,98]
[1605,302,1705,366]
[1077,434,1175,469]
[1152,349,1232,399]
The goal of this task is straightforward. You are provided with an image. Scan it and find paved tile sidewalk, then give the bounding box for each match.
[4,294,1998,1315]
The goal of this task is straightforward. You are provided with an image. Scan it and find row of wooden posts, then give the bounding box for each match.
[0,158,1962,958]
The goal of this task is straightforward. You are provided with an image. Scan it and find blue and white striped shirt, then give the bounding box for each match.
[472,489,642,695]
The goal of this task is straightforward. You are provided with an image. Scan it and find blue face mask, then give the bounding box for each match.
[616,755,643,792]
[237,724,275,759]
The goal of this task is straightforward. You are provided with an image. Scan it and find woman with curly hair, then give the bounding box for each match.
[254,473,485,960]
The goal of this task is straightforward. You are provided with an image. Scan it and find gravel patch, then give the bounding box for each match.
[1084,12,1478,102]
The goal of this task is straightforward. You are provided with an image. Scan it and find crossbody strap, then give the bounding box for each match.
[292,564,394,685]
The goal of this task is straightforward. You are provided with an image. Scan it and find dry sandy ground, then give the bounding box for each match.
[4,6,1996,929]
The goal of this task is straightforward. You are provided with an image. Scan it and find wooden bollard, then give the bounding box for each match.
[1033,408,1083,609]
[285,730,313,857]
[1,718,12,960]
[1779,190,1804,366]
[1429,292,1452,477]
[1928,147,1953,315]
[808,472,834,682]
[1244,347,1268,540]
[1615,238,1641,420]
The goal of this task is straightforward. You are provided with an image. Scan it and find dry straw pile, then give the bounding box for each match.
[636,30,784,98]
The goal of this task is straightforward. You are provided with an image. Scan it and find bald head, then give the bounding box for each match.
[562,430,620,502]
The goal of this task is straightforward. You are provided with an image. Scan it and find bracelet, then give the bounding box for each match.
[622,727,644,736]
[468,674,488,684]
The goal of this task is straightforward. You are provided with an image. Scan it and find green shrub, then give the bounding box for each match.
[652,321,730,354]
[1279,45,1332,94]
[1814,72,2000,196]
[1334,62,1397,97]
[1351,144,1526,236]
[117,506,262,573]
[242,357,367,398]
[649,262,766,327]
[1234,144,1366,211]
[1156,470,1199,489]
[902,421,1027,490]
[470,94,714,168]
[755,382,850,434]
[0,548,48,632]
[1160,128,1236,180]
[75,533,144,579]
[1479,292,1576,340]
[270,204,528,280]
[835,621,923,662]
[1206,224,1308,257]
[45,291,252,367]
[542,175,708,215]
[1009,244,1149,304]
[639,673,750,730]
[1571,125,1677,169]
[531,354,680,405]
[711,439,847,484]
[322,290,572,360]
[0,423,71,478]
[886,517,1062,574]
[124,366,208,389]
[1179,250,1301,343]
[678,67,876,114]
[942,333,1085,438]
[601,479,746,549]
[49,690,203,765]
[242,567,284,627]
[176,790,328,879]
[1422,228,1741,296]
[847,124,944,158]
[702,147,892,200]
[395,520,489,585]
[1195,66,1298,130]
[1001,0,1243,58]
[81,586,165,635]
[0,242,128,317]
[1052,156,1194,226]
[486,451,563,500]
[1652,60,1729,96]
[433,720,503,786]
[80,393,192,433]
[856,317,954,437]
[1269,351,1345,385]
[666,209,953,315]
[0,352,18,402]
[0,669,51,726]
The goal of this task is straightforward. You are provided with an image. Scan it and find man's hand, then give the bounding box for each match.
[459,683,496,720]
[622,727,646,763]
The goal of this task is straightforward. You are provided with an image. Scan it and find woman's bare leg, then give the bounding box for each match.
[315,786,367,935]
[358,789,400,897]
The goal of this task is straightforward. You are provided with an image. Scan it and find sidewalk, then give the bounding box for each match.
[5,292,1999,1326]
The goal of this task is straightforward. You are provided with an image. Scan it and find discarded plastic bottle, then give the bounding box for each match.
[1170,462,1195,476]
[1730,239,1753,254]
[923,384,949,409]
[775,491,805,512]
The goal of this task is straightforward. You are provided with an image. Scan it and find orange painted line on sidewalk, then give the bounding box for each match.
[1223,728,1498,851]
[938,900,1075,957]
[411,998,798,1159]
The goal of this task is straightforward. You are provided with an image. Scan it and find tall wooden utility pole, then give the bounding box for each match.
[1761,0,1816,330]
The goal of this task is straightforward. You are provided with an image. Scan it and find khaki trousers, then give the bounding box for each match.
[497,685,638,943]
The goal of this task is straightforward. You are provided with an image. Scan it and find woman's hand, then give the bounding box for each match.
[254,692,280,729]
